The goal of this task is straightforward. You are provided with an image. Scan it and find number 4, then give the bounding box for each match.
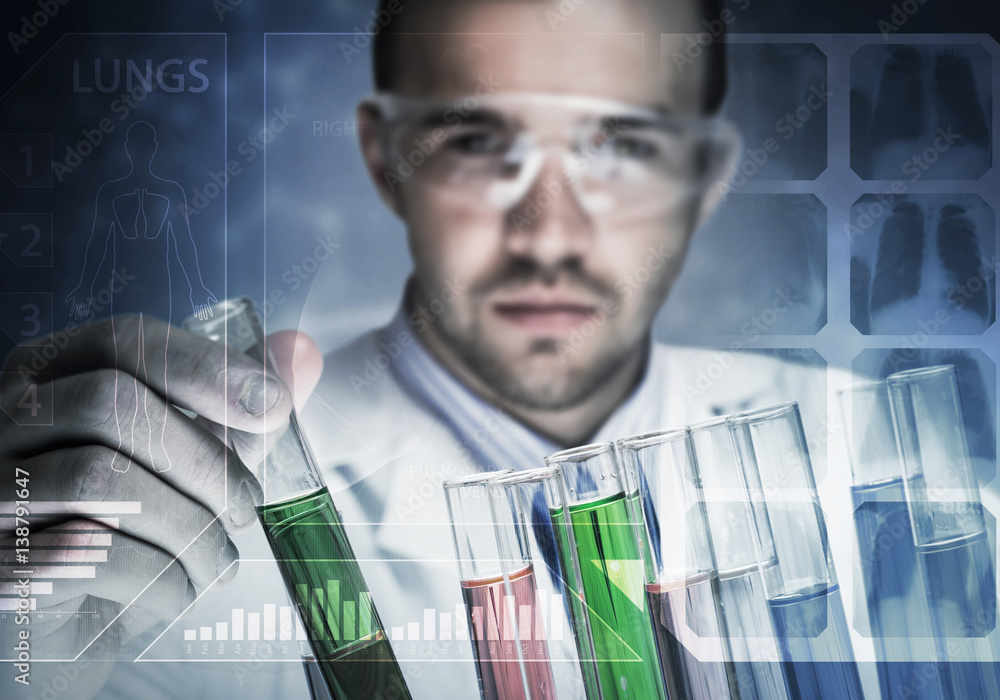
[17,384,40,417]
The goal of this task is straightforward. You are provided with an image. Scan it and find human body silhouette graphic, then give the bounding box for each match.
[65,121,217,472]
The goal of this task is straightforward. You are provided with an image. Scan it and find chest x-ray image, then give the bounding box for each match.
[850,194,995,335]
[851,44,992,180]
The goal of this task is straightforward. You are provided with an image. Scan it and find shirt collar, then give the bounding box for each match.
[381,300,671,471]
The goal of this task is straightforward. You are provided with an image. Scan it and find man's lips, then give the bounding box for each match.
[492,300,600,331]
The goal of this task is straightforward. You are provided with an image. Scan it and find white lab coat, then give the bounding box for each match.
[292,324,864,699]
[96,321,998,699]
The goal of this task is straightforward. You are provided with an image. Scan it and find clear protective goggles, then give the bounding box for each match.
[365,91,741,224]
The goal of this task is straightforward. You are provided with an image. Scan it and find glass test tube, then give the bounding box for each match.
[544,443,667,700]
[838,380,945,700]
[444,470,541,700]
[184,298,411,700]
[688,417,790,700]
[886,365,1000,698]
[489,468,606,699]
[727,403,864,700]
[615,428,742,700]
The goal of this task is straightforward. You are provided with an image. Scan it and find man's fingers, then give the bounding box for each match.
[267,331,323,411]
[3,314,292,433]
[1,522,196,637]
[3,372,262,534]
[10,447,242,590]
[193,413,290,479]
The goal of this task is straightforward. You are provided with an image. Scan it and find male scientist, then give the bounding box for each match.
[0,0,840,698]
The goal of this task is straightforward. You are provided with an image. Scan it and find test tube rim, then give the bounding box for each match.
[726,401,799,426]
[885,363,956,386]
[615,426,689,452]
[687,414,730,432]
[835,378,886,397]
[544,441,615,465]
[442,468,515,490]
[488,465,562,487]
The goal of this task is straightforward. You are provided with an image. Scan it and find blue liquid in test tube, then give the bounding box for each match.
[728,403,864,700]
[888,365,1000,699]
[841,381,946,699]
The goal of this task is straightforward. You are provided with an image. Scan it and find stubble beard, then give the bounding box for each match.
[436,309,640,412]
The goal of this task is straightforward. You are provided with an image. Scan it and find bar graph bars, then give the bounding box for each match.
[387,592,566,643]
[184,605,308,643]
[0,501,135,612]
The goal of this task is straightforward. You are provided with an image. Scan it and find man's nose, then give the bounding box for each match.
[504,154,595,267]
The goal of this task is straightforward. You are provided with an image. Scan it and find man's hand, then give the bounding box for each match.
[0,314,322,697]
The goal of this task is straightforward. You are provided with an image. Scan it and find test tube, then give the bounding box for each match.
[444,470,540,700]
[615,428,742,700]
[488,467,607,699]
[544,443,667,700]
[184,298,411,700]
[727,403,864,700]
[688,416,790,700]
[886,365,1000,697]
[838,380,945,700]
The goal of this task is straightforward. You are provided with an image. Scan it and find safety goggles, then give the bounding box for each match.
[364,92,740,224]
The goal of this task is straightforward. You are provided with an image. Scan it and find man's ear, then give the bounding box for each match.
[357,101,402,217]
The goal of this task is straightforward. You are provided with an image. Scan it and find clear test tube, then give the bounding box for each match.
[886,365,1000,697]
[688,416,789,700]
[838,381,944,700]
[615,428,742,700]
[543,444,667,700]
[444,470,539,700]
[727,403,864,700]
[184,298,411,700]
[487,467,606,699]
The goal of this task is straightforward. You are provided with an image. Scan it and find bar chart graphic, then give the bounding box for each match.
[0,501,137,613]
[182,604,308,643]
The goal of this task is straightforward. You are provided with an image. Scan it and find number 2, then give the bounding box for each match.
[19,224,41,257]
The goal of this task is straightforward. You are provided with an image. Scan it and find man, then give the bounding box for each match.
[0,0,850,698]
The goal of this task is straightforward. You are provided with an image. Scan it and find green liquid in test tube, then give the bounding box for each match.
[185,298,411,700]
[545,444,667,700]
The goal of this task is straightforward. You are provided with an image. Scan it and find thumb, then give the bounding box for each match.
[266,331,324,411]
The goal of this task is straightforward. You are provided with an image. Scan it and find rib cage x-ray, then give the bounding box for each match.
[852,44,993,180]
[850,194,995,335]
